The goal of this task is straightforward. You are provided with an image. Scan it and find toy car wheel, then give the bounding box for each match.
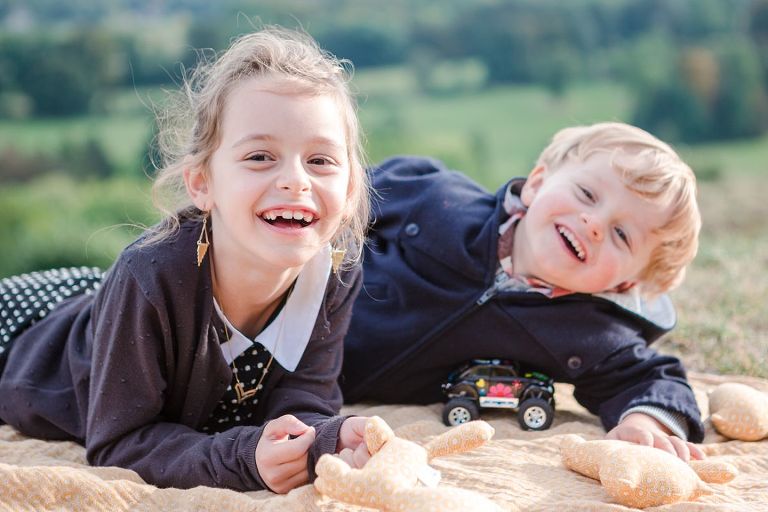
[517,398,554,431]
[442,399,480,426]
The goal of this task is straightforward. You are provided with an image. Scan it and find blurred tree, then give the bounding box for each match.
[633,40,768,142]
[679,47,720,107]
[1,30,123,116]
[317,26,405,68]
[61,138,115,180]
[749,0,768,85]
[634,82,712,142]
[22,55,94,116]
[0,146,52,183]
[712,39,768,139]
[457,2,593,88]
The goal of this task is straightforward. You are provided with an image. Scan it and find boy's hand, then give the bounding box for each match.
[336,416,371,469]
[606,412,705,462]
[255,415,316,493]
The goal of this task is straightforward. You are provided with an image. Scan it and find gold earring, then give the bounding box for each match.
[331,246,346,274]
[196,213,210,267]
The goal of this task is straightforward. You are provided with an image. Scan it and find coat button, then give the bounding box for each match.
[567,356,582,370]
[404,223,420,236]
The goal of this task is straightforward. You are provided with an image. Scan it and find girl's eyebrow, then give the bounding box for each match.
[231,134,345,152]
[308,136,346,152]
[232,133,273,148]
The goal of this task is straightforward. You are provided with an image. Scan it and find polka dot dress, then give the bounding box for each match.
[0,267,104,365]
[200,339,275,433]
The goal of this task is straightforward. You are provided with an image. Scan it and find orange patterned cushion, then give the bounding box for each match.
[710,383,768,441]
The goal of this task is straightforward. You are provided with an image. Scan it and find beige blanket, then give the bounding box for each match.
[1,373,765,511]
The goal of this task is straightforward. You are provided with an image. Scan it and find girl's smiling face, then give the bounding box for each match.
[512,152,672,294]
[186,77,351,273]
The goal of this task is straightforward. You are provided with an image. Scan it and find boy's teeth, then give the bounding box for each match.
[558,226,586,261]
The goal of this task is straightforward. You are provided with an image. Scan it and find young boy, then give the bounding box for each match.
[341,122,705,461]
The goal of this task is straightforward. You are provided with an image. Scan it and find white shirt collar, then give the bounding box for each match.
[213,245,331,372]
[595,288,676,329]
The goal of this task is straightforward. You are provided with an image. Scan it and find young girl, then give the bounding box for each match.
[0,27,371,494]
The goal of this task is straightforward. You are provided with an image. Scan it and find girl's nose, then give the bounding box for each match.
[580,212,604,242]
[276,158,311,192]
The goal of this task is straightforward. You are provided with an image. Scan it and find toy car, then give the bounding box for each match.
[441,359,556,430]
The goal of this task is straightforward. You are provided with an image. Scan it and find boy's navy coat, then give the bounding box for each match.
[341,156,704,442]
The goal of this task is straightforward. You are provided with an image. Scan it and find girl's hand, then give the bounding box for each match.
[255,415,316,493]
[606,412,705,462]
[336,416,371,469]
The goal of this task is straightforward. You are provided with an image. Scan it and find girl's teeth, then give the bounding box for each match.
[263,209,314,223]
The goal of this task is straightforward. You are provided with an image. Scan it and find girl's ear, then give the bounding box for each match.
[183,161,211,211]
[520,165,547,207]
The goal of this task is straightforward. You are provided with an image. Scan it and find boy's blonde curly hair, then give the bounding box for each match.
[147,26,370,267]
[536,122,701,297]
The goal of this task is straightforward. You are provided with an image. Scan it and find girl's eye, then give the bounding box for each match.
[579,186,595,202]
[247,152,273,162]
[308,156,336,166]
[615,226,630,247]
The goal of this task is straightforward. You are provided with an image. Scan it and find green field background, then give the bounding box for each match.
[1,46,766,379]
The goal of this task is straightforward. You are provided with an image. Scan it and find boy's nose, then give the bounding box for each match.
[277,158,311,192]
[580,213,604,242]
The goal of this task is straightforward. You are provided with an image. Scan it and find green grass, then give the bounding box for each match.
[360,81,632,188]
[663,175,768,379]
[0,113,153,177]
[678,135,768,178]
[0,175,155,276]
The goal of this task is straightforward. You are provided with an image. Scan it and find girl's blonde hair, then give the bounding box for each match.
[536,122,701,297]
[148,26,370,267]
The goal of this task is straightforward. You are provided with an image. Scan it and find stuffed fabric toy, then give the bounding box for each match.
[709,382,768,441]
[560,434,737,509]
[314,416,503,512]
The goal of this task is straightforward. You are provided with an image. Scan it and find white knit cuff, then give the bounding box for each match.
[619,405,690,441]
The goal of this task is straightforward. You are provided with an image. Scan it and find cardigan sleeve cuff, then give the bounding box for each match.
[620,405,690,441]
[244,427,269,490]
[307,415,349,482]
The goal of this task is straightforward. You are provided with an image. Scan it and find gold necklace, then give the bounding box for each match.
[220,320,274,404]
[209,256,293,404]
[216,283,295,404]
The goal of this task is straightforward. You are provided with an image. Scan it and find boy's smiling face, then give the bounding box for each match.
[512,151,672,294]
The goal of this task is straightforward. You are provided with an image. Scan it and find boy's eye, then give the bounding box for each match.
[579,186,595,202]
[615,226,630,247]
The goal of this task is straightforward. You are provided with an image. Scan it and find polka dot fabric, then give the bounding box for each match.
[200,338,274,433]
[709,382,768,441]
[560,434,738,509]
[0,267,104,363]
[314,416,502,512]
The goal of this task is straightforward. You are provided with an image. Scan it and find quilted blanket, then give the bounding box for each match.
[1,372,765,511]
